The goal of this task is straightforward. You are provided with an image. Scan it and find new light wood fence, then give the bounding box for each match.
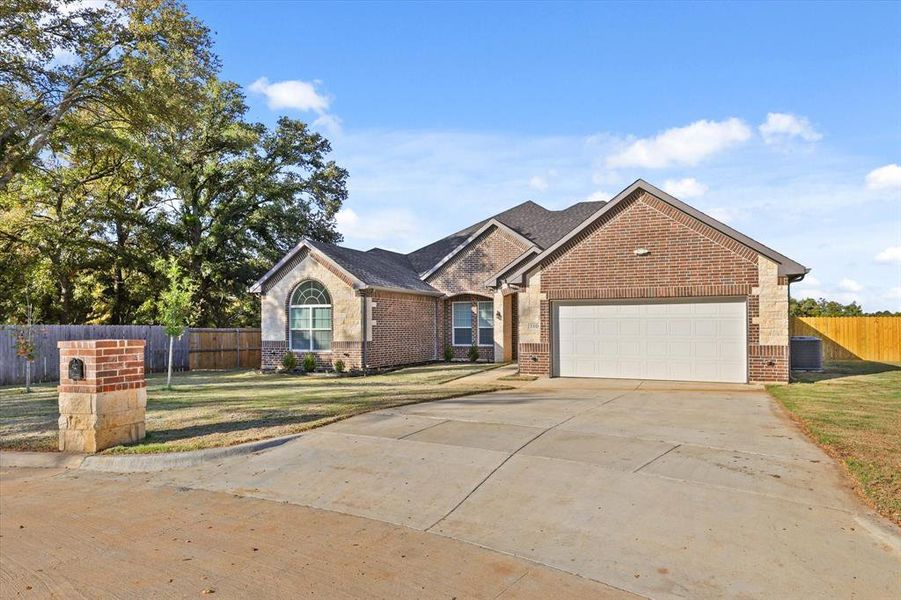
[0,326,262,386]
[188,328,261,370]
[790,316,901,362]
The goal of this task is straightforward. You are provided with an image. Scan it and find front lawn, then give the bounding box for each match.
[0,363,508,454]
[767,361,900,526]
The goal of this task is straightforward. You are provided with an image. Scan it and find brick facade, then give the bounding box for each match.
[258,186,796,382]
[520,190,791,382]
[440,294,495,361]
[367,290,438,368]
[427,225,530,294]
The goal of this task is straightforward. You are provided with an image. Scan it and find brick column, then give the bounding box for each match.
[57,340,147,453]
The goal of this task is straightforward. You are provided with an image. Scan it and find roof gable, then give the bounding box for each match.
[249,239,442,296]
[406,199,606,277]
[507,180,808,282]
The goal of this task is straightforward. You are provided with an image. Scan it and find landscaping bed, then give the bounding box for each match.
[0,363,508,454]
[767,360,901,526]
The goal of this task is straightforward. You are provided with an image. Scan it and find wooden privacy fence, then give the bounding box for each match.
[188,328,261,370]
[791,316,901,362]
[0,326,261,386]
[0,324,188,386]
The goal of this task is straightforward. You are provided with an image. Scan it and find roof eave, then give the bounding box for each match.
[419,219,536,280]
[248,239,368,294]
[360,284,444,297]
[248,240,310,294]
[507,179,809,282]
[483,246,539,289]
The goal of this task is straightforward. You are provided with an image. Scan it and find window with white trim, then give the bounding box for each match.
[452,302,472,346]
[477,301,494,346]
[289,281,332,351]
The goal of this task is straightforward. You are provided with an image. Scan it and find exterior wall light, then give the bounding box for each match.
[633,248,650,256]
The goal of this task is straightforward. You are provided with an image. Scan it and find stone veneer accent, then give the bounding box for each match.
[57,340,147,452]
[519,190,791,382]
[260,251,365,371]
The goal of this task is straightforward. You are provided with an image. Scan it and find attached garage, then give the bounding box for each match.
[554,299,748,383]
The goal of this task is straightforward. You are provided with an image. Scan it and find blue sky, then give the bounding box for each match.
[188,1,901,311]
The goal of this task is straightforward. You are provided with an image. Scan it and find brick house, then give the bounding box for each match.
[251,180,808,382]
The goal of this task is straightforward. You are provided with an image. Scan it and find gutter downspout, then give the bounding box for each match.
[434,296,439,360]
[361,295,368,371]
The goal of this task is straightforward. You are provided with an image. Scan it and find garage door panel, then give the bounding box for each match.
[556,300,747,383]
[693,319,718,336]
[646,319,669,336]
[618,320,641,336]
[596,319,619,335]
[693,341,719,358]
[668,319,692,336]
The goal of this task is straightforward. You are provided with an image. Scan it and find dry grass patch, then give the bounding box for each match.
[0,363,509,454]
[767,361,900,526]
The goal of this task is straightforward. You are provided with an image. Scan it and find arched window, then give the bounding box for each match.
[289,281,332,351]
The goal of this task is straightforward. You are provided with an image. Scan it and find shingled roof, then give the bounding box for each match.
[304,239,440,294]
[404,200,605,275]
[251,198,607,295]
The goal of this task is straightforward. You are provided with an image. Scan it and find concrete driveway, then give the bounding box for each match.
[81,378,901,597]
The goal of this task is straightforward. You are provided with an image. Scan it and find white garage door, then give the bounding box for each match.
[555,299,747,383]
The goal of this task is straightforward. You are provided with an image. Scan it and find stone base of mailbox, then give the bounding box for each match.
[57,340,147,453]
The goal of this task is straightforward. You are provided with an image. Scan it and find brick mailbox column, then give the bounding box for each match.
[57,340,147,453]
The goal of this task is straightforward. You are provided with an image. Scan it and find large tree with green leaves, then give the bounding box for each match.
[0,0,348,327]
[0,0,214,189]
[152,82,347,325]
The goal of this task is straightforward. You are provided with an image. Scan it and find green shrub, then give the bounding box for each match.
[303,353,316,372]
[468,344,480,362]
[334,359,346,373]
[443,345,454,361]
[281,351,297,371]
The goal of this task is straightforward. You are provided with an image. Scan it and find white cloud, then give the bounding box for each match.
[606,118,751,169]
[335,207,422,249]
[799,275,821,287]
[875,246,901,263]
[705,207,746,225]
[249,77,330,113]
[322,124,898,312]
[249,77,342,134]
[839,278,863,292]
[663,177,708,198]
[758,112,822,145]
[865,164,901,190]
[529,176,549,191]
[883,286,901,307]
[585,190,612,203]
[313,113,343,136]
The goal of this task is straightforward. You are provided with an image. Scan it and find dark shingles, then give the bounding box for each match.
[295,198,608,292]
[305,239,439,293]
[405,199,606,275]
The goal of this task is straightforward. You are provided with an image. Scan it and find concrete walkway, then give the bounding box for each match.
[3,377,900,598]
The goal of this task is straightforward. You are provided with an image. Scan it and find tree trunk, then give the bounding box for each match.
[167,335,174,388]
[25,360,31,393]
